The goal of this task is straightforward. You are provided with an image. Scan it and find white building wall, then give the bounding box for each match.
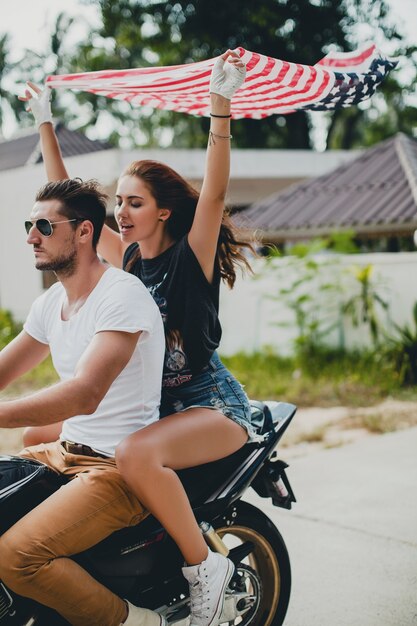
[219,253,417,356]
[0,165,44,319]
[0,146,361,323]
[0,150,121,320]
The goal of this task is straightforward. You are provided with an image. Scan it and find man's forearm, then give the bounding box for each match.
[0,378,96,428]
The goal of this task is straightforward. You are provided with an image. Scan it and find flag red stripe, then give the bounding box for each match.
[46,45,394,119]
[316,44,377,68]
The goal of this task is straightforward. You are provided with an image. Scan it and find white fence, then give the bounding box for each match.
[219,252,417,356]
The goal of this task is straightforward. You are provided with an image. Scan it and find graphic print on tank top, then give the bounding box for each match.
[123,237,222,388]
[146,274,193,387]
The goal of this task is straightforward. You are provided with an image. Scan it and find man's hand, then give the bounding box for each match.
[19,81,53,128]
[209,49,246,100]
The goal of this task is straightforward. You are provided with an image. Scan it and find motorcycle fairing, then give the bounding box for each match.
[0,456,65,535]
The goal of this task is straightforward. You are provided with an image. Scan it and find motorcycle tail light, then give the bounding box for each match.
[272,476,289,498]
[252,458,296,510]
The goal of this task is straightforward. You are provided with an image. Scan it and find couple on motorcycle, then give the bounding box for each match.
[0,50,257,626]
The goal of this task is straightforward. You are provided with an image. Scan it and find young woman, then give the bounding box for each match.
[21,50,258,626]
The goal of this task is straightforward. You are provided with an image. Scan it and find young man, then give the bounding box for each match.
[0,179,166,626]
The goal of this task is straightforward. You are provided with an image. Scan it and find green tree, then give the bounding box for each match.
[0,34,21,136]
[3,0,414,148]
[0,13,89,134]
[14,13,85,130]
[74,0,410,148]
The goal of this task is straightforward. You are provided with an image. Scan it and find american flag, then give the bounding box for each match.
[46,43,397,119]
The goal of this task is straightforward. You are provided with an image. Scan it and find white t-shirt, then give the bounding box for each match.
[24,267,165,456]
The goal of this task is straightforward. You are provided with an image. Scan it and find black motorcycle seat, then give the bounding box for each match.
[0,402,296,537]
[0,434,260,532]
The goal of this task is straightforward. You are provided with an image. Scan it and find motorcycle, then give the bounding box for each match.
[0,400,296,626]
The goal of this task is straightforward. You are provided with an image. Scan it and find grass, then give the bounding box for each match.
[293,425,328,444]
[360,413,398,434]
[1,348,417,412]
[221,348,417,407]
[349,408,417,434]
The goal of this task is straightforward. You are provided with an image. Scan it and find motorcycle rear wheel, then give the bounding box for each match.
[214,500,291,626]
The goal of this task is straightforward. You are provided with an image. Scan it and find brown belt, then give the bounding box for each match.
[61,440,110,459]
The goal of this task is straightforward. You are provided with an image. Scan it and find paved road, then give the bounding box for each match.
[246,426,417,626]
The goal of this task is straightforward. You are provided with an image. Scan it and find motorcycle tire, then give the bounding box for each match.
[214,500,291,626]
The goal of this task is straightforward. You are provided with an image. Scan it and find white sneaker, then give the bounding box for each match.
[182,550,235,626]
[123,600,167,625]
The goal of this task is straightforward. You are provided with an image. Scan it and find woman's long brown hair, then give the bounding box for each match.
[123,160,256,288]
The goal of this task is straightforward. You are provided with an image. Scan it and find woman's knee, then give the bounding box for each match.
[116,431,157,475]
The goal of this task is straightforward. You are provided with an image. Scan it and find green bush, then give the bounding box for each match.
[0,309,58,396]
[221,346,413,407]
[262,234,390,362]
[0,309,22,350]
[386,302,417,386]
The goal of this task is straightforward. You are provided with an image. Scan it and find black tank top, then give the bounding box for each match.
[123,236,222,388]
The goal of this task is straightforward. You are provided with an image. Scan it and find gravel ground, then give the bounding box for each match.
[279,398,417,459]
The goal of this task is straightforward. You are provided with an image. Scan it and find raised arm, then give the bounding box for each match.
[188,50,246,283]
[20,82,126,268]
[0,329,141,428]
[19,82,69,181]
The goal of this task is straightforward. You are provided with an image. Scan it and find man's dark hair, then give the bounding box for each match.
[35,178,108,250]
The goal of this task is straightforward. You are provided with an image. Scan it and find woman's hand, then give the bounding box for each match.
[19,81,53,128]
[18,81,68,183]
[209,49,246,101]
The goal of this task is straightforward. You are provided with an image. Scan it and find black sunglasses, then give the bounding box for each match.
[25,218,82,237]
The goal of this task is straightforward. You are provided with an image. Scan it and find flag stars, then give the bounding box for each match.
[329,85,341,96]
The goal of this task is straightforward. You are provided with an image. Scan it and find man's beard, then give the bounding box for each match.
[35,248,77,277]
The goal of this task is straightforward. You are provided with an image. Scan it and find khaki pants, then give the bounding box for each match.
[0,440,147,626]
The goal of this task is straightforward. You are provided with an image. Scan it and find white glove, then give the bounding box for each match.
[23,83,53,128]
[209,52,246,100]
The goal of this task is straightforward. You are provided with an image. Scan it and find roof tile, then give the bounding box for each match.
[242,133,417,239]
[0,122,112,172]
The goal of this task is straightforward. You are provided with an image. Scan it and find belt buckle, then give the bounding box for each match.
[62,440,106,459]
[63,441,82,455]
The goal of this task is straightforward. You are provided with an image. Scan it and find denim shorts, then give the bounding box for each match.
[160,352,259,442]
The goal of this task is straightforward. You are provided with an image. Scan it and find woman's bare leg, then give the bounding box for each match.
[116,408,248,565]
[22,422,64,448]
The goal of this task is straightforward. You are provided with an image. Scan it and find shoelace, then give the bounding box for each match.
[189,573,210,619]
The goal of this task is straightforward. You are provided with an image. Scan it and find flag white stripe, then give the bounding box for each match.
[46,45,396,119]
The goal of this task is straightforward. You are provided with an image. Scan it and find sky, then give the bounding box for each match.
[0,0,102,62]
[0,0,416,140]
[1,0,415,59]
